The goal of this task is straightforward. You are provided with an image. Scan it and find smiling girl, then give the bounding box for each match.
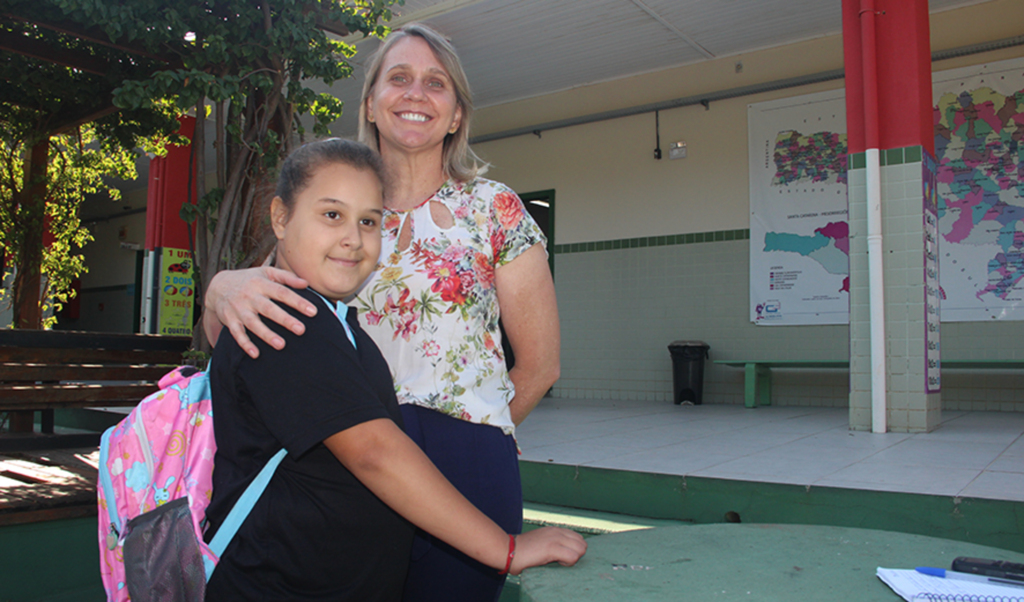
[203,139,584,601]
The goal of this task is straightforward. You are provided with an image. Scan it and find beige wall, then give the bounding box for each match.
[475,83,841,243]
[470,0,1024,244]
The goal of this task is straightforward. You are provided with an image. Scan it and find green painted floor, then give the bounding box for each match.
[0,501,675,602]
[520,523,1024,602]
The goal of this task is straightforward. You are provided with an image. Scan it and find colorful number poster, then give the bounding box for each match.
[157,247,195,336]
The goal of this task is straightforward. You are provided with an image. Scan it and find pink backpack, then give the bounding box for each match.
[97,365,284,601]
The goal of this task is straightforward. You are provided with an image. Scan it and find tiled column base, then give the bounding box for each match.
[848,147,941,432]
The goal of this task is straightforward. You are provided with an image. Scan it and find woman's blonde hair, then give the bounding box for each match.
[358,23,485,182]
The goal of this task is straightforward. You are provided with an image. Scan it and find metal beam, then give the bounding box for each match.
[0,29,108,75]
[2,12,171,62]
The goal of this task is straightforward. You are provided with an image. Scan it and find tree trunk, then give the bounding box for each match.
[13,139,48,331]
[9,139,47,433]
[190,102,209,353]
[189,81,291,352]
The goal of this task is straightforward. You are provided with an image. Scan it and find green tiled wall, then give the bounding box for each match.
[847,144,923,169]
[554,229,749,255]
[552,234,851,406]
[550,180,1024,412]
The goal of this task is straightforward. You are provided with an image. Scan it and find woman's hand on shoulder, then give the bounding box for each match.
[508,526,587,575]
[203,266,317,358]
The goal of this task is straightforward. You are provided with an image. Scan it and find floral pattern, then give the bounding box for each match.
[355,178,545,435]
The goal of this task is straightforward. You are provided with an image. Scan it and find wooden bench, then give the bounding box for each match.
[0,330,191,451]
[713,359,1024,408]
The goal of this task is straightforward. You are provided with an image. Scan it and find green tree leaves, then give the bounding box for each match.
[0,125,139,327]
[2,0,400,335]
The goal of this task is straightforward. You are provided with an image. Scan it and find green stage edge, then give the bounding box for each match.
[520,461,1024,555]
[0,517,104,602]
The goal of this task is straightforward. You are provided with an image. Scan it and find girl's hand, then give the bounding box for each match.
[508,527,587,575]
[203,266,317,358]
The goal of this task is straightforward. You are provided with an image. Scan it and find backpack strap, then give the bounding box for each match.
[205,447,287,579]
[98,426,124,539]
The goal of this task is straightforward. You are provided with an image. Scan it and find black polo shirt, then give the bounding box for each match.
[205,287,413,601]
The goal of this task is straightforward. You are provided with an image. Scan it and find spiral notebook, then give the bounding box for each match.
[877,567,1024,601]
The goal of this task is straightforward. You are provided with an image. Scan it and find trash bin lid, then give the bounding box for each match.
[668,340,709,348]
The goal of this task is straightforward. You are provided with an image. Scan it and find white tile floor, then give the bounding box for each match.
[516,398,1024,502]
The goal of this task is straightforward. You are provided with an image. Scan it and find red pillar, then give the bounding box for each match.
[843,0,933,155]
[843,0,940,432]
[146,116,197,251]
[142,116,197,336]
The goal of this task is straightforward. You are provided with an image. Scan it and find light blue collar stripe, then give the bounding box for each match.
[309,290,357,349]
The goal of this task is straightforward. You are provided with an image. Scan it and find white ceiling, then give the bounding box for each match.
[321,0,990,138]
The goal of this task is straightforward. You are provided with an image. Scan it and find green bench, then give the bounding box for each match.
[713,359,1024,408]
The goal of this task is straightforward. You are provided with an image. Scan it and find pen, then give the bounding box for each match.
[916,567,1024,588]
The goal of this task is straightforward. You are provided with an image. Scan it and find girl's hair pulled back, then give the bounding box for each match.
[275,138,387,215]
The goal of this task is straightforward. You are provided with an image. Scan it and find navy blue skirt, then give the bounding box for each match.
[399,404,523,602]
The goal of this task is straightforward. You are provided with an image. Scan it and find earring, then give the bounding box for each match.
[449,124,458,134]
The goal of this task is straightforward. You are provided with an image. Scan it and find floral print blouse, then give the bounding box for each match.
[355,177,545,436]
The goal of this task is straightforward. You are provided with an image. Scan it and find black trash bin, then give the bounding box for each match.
[668,341,710,405]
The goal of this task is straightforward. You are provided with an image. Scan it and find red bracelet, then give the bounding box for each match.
[498,534,516,575]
